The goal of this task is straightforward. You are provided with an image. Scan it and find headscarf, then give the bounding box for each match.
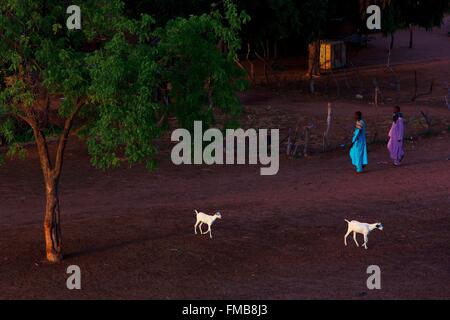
[393,112,403,123]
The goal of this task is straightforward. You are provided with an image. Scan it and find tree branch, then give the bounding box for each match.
[53,100,84,178]
[26,116,53,182]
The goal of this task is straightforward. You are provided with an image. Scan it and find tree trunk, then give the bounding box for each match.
[409,24,413,49]
[307,40,320,94]
[307,41,320,77]
[28,122,63,263]
[32,124,64,263]
[21,99,82,263]
[44,176,63,262]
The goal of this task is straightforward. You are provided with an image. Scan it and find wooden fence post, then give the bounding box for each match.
[323,103,333,151]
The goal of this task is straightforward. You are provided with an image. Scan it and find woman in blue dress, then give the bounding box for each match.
[350,111,368,173]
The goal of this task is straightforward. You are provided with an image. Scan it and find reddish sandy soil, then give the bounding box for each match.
[0,21,449,300]
[0,129,449,299]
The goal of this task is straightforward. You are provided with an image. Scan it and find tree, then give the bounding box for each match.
[304,0,329,69]
[0,0,248,262]
[371,0,449,49]
[156,2,249,128]
[397,0,449,49]
[124,0,212,26]
[300,0,329,93]
[236,0,301,59]
[380,1,399,49]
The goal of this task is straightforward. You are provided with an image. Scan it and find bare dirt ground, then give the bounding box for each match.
[0,129,449,299]
[0,22,449,300]
[238,58,450,156]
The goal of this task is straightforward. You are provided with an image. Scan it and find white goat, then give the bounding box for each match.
[344,220,383,249]
[194,210,222,239]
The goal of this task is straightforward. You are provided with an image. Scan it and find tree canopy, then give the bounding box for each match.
[0,0,249,167]
[0,0,248,262]
[123,0,449,55]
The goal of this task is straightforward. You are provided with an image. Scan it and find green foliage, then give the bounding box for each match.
[0,0,248,170]
[236,0,330,50]
[157,1,249,129]
[380,2,400,36]
[124,0,333,55]
[297,0,329,42]
[398,0,449,30]
[124,0,212,26]
[378,0,449,37]
[120,1,450,57]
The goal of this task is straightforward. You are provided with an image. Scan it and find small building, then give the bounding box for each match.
[319,40,347,71]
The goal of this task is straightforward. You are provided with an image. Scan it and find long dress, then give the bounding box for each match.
[387,115,405,165]
[350,119,368,173]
